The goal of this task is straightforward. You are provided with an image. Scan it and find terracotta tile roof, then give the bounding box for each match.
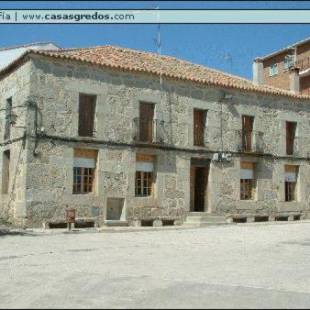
[2,45,310,100]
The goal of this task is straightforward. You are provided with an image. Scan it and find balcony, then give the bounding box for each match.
[133,118,166,144]
[296,56,310,73]
[286,136,305,157]
[237,130,265,154]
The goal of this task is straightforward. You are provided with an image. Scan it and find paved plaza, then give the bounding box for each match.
[1,223,310,308]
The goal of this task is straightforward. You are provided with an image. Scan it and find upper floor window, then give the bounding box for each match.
[139,102,155,143]
[4,97,12,140]
[78,93,96,137]
[284,55,295,70]
[242,115,254,152]
[286,121,297,155]
[269,64,278,76]
[193,109,207,146]
[73,148,97,194]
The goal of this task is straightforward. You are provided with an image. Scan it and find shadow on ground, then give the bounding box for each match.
[0,229,37,237]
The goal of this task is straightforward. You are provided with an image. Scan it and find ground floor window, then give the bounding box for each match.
[73,167,95,194]
[240,179,255,200]
[240,162,256,200]
[135,171,153,196]
[135,154,155,197]
[285,165,298,202]
[285,181,296,202]
[73,149,97,194]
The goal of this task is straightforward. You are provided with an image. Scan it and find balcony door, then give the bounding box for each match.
[286,121,297,155]
[193,109,206,146]
[139,102,155,143]
[242,115,254,152]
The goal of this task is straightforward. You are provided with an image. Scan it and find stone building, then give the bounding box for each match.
[1,45,310,228]
[253,37,310,95]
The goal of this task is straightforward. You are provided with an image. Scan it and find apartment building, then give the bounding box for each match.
[253,37,310,95]
[1,45,310,228]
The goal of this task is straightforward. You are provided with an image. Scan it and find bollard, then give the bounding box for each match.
[66,208,76,231]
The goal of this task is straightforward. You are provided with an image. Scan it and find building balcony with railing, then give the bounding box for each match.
[132,118,168,144]
[285,136,309,157]
[131,118,310,159]
[236,130,266,154]
[295,56,310,73]
[192,127,267,155]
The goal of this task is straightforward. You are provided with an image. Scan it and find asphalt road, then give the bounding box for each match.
[1,222,310,309]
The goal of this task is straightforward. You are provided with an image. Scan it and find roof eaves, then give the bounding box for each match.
[256,37,310,61]
[31,50,310,100]
[1,48,310,101]
[0,50,33,79]
[0,42,60,52]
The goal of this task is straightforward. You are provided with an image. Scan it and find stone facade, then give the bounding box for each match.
[1,53,310,228]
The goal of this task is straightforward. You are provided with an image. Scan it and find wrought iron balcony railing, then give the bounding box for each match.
[285,136,305,157]
[296,56,310,72]
[133,118,166,144]
[237,130,265,154]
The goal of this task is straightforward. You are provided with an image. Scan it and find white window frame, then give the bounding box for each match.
[284,55,295,70]
[269,64,278,76]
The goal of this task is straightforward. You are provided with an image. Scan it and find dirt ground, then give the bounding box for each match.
[1,222,310,309]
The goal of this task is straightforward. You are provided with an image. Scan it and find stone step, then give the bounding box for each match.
[186,213,226,219]
[184,213,227,226]
[104,220,129,227]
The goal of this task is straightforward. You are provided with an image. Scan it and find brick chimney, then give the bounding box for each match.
[253,59,264,85]
[289,67,300,94]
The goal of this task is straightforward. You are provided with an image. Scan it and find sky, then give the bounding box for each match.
[1,1,310,79]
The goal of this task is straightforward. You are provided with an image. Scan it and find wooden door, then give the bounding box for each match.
[286,122,296,155]
[194,167,208,212]
[139,102,154,142]
[242,115,254,151]
[78,94,96,137]
[190,162,209,212]
[190,166,196,211]
[193,109,206,146]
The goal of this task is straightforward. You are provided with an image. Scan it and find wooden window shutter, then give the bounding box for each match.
[285,165,298,182]
[286,121,296,155]
[242,115,254,132]
[136,154,155,162]
[242,115,254,151]
[139,102,154,142]
[193,109,206,146]
[2,150,10,194]
[240,162,255,169]
[74,148,98,159]
[78,94,96,137]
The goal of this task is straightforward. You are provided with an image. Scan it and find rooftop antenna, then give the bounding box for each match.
[156,6,162,56]
[155,6,163,91]
[155,5,165,142]
[223,52,233,73]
